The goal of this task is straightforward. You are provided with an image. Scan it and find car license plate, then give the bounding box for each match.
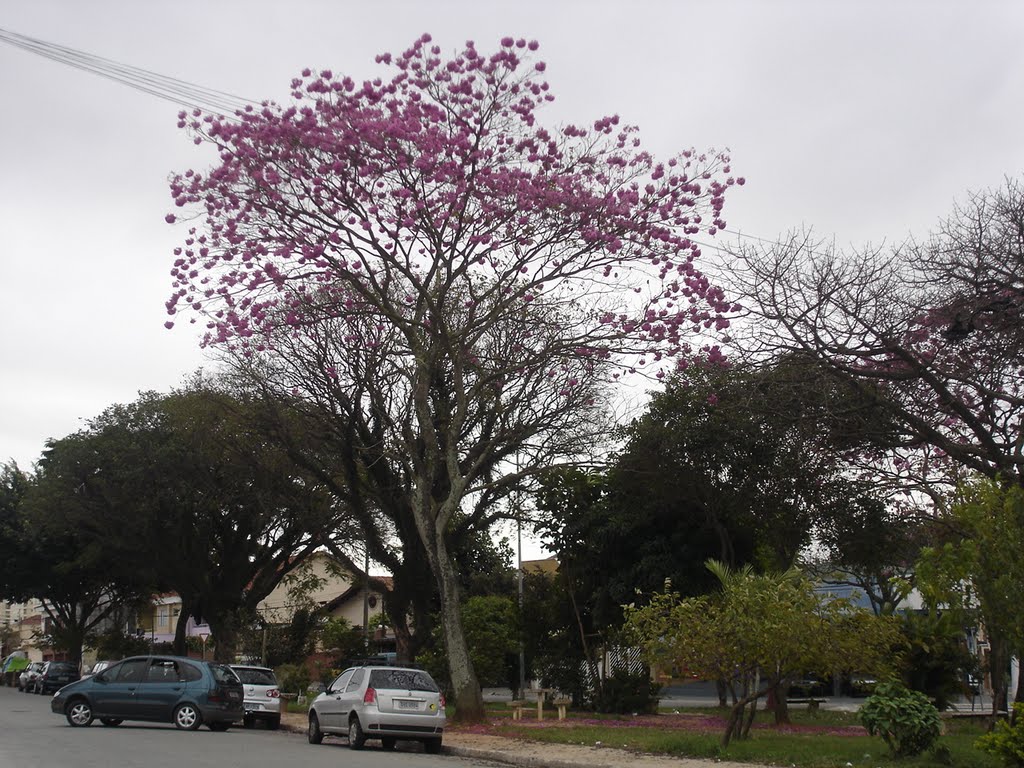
[244,703,260,711]
[398,700,419,710]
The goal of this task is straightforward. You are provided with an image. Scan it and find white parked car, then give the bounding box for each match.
[307,664,445,753]
[230,665,281,729]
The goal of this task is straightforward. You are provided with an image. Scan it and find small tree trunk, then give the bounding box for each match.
[722,702,743,748]
[991,638,1010,721]
[771,681,791,725]
[716,677,729,707]
[741,695,758,738]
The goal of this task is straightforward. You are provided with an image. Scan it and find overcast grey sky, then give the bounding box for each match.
[2,0,1023,474]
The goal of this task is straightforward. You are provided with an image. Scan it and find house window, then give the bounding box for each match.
[157,606,170,628]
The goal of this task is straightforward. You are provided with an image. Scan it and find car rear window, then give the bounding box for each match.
[208,663,241,684]
[369,669,438,692]
[233,668,276,685]
[48,663,76,673]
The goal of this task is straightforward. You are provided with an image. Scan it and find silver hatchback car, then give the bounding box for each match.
[307,665,445,753]
[230,665,281,729]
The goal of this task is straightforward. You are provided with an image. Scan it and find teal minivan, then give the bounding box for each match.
[51,655,243,730]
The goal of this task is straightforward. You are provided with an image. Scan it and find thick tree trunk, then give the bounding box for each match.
[209,612,238,663]
[173,598,192,656]
[433,539,484,722]
[391,621,414,664]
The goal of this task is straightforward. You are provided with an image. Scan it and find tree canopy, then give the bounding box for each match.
[729,178,1024,498]
[536,361,887,629]
[2,382,356,663]
[625,561,901,747]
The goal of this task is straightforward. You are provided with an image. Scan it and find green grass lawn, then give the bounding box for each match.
[477,707,1002,768]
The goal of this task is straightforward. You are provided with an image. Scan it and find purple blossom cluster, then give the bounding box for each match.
[165,34,743,381]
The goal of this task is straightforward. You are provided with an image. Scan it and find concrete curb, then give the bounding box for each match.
[442,745,625,768]
[281,719,609,768]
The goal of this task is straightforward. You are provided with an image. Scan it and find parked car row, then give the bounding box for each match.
[32,654,446,752]
[50,655,246,730]
[17,661,80,694]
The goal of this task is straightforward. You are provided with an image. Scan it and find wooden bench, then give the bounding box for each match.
[787,697,826,712]
[507,700,528,720]
[552,696,572,720]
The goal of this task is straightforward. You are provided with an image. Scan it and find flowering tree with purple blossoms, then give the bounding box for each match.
[166,34,741,720]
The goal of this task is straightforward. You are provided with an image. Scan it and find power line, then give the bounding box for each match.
[0,27,259,119]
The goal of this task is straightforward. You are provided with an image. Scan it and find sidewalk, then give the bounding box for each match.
[279,711,750,768]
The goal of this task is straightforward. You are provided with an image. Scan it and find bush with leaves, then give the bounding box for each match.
[900,610,976,711]
[274,662,310,696]
[859,681,942,756]
[976,703,1024,766]
[88,629,149,661]
[591,668,661,715]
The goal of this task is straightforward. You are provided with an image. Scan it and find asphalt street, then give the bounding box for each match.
[0,686,474,768]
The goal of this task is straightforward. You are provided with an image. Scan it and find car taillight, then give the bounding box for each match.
[267,688,280,698]
[208,691,223,703]
[363,687,376,705]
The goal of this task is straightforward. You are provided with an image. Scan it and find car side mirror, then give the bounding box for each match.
[95,674,109,684]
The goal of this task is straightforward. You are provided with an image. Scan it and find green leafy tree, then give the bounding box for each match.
[807,492,925,616]
[899,609,977,711]
[518,568,590,704]
[916,478,1024,716]
[25,381,357,662]
[537,363,882,629]
[418,595,519,695]
[625,560,901,747]
[89,629,150,661]
[318,617,366,664]
[9,448,157,665]
[0,463,31,602]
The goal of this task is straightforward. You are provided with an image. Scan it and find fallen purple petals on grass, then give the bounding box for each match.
[451,713,866,738]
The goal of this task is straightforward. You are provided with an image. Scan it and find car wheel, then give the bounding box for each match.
[208,722,230,732]
[381,737,396,751]
[424,738,442,754]
[267,715,281,731]
[65,698,94,727]
[307,712,324,745]
[173,703,202,731]
[100,718,123,727]
[348,716,366,750]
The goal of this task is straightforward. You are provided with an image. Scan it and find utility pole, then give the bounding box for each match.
[362,546,370,653]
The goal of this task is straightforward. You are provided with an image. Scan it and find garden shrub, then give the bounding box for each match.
[859,681,941,756]
[275,662,310,695]
[976,703,1024,766]
[592,668,662,715]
